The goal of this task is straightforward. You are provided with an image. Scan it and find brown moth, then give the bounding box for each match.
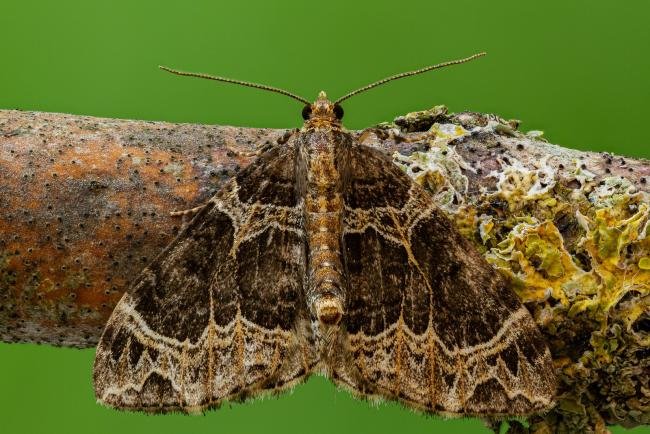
[93,53,556,416]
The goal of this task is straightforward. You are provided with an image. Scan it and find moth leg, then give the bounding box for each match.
[400,130,438,143]
[170,203,209,228]
[223,128,297,159]
[357,127,404,145]
[225,145,258,158]
[277,128,299,145]
[358,127,438,147]
[482,418,506,434]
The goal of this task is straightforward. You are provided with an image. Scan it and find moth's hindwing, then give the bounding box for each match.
[93,143,317,412]
[332,143,556,416]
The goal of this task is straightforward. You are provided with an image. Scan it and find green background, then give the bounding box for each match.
[1,1,648,433]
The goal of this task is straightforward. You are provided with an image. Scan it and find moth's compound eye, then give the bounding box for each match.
[333,103,344,120]
[302,105,313,120]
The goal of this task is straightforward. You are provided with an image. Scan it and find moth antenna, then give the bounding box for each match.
[159,66,311,105]
[334,52,486,104]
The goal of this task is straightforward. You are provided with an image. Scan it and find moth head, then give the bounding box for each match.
[302,91,344,126]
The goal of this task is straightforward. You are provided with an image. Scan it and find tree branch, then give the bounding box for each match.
[1,107,647,432]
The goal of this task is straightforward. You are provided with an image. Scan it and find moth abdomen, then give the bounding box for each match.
[302,129,347,326]
[305,208,346,326]
[313,292,344,326]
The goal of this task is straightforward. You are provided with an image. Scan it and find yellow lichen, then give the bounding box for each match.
[485,220,577,306]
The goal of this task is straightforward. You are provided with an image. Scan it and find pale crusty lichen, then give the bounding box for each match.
[392,126,474,213]
[392,106,649,433]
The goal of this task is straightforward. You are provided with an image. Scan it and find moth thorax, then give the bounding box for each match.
[313,293,343,326]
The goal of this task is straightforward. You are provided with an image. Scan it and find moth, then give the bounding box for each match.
[93,53,556,416]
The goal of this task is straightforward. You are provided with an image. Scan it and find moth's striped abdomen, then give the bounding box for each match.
[300,128,347,326]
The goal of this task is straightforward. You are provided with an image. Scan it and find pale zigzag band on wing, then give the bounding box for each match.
[94,291,315,412]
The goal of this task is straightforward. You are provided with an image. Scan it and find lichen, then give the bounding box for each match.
[392,125,473,213]
[392,106,649,433]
